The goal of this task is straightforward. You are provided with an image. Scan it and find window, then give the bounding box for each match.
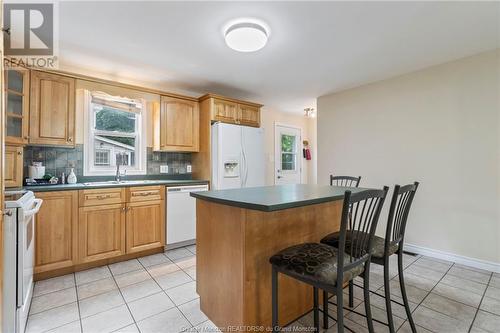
[94,149,110,166]
[84,91,146,176]
[281,134,297,171]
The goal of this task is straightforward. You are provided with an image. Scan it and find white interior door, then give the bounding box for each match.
[275,124,302,185]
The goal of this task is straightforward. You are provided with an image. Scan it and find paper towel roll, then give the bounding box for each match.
[28,165,45,179]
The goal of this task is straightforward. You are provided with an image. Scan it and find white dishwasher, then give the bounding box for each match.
[166,184,209,248]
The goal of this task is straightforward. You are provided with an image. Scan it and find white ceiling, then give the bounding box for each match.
[59,1,500,114]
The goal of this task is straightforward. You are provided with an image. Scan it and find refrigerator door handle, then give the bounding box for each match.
[242,129,250,187]
[240,129,247,187]
[244,150,249,187]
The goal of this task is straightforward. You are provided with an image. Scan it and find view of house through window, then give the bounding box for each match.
[84,91,146,175]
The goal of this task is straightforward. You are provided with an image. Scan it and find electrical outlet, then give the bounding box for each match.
[187,165,192,173]
[160,165,168,174]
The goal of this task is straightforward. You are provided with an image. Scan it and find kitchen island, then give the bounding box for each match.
[191,184,369,330]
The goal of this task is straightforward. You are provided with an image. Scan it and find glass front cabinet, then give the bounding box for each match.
[5,69,29,145]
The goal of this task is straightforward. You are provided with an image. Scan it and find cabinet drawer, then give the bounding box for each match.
[127,186,164,202]
[79,188,125,206]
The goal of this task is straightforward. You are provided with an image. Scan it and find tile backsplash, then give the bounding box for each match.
[24,145,84,178]
[23,145,192,179]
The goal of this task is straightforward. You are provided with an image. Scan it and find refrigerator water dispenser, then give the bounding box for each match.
[223,160,240,178]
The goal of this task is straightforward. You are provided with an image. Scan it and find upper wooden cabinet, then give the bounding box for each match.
[153,96,200,152]
[199,94,262,128]
[238,104,260,127]
[4,145,23,188]
[30,71,75,147]
[213,99,239,124]
[34,191,79,274]
[5,69,29,145]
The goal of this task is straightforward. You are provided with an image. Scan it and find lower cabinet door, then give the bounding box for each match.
[126,200,165,253]
[79,203,126,263]
[35,191,78,274]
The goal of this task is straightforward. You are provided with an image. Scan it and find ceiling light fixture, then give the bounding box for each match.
[304,108,316,118]
[224,18,269,52]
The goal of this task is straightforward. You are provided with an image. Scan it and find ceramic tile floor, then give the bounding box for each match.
[26,246,500,333]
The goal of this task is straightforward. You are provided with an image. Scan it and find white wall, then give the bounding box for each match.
[317,50,500,264]
[260,108,317,185]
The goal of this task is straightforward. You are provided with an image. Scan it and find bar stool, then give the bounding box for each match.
[330,174,362,187]
[321,182,419,333]
[330,174,362,302]
[270,187,388,333]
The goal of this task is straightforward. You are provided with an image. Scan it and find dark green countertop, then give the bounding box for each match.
[21,179,209,192]
[190,184,371,212]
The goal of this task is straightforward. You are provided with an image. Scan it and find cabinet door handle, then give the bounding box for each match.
[89,194,112,200]
[17,151,22,155]
[67,137,73,142]
[132,191,156,197]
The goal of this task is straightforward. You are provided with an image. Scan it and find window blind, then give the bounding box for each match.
[91,91,143,113]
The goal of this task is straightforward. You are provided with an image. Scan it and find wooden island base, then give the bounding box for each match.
[196,199,343,329]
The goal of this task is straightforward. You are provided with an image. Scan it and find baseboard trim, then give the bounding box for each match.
[404,243,500,274]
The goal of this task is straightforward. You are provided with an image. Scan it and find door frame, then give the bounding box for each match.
[274,122,302,185]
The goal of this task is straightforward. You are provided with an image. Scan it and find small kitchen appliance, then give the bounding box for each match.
[28,162,45,179]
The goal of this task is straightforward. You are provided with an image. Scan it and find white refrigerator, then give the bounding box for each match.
[211,122,265,190]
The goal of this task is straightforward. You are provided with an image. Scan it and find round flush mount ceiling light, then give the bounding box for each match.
[224,18,270,52]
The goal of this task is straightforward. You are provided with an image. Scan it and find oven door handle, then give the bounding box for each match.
[23,199,43,218]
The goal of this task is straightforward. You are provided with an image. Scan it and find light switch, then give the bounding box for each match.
[160,165,168,173]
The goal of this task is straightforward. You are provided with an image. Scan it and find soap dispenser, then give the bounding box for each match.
[67,168,77,184]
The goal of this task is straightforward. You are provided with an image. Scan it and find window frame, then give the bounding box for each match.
[280,133,298,172]
[83,90,147,176]
[94,149,111,166]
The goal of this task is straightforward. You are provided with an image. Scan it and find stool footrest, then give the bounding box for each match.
[327,301,390,327]
[352,283,406,307]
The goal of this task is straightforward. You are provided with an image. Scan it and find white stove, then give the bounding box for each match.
[3,191,43,333]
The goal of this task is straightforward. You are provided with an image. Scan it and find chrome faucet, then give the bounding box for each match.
[115,153,125,182]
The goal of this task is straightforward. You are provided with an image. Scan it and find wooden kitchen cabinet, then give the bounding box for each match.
[79,186,164,262]
[5,68,29,145]
[125,186,165,253]
[30,71,75,147]
[4,145,23,188]
[79,203,126,263]
[153,96,200,152]
[199,94,262,128]
[126,200,165,253]
[34,191,79,274]
[79,187,125,207]
[238,104,260,127]
[34,185,165,279]
[213,98,239,123]
[4,146,23,187]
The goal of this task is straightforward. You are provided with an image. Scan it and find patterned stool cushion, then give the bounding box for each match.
[320,232,399,259]
[269,243,365,286]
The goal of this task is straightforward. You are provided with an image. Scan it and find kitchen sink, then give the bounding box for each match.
[83,180,158,186]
